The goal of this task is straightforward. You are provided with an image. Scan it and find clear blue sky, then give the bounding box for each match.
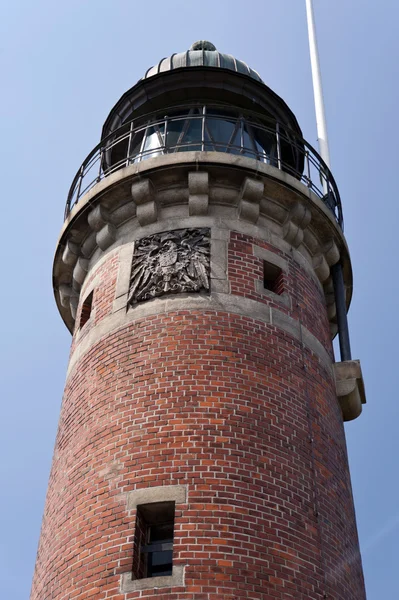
[1,1,398,598]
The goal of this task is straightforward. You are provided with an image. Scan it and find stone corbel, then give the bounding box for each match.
[330,323,338,338]
[323,239,340,267]
[282,201,311,247]
[58,284,78,309]
[323,278,336,320]
[62,240,80,267]
[81,232,97,258]
[313,254,330,282]
[73,257,89,287]
[131,178,157,226]
[237,177,264,224]
[70,295,79,320]
[334,360,366,421]
[88,205,116,251]
[313,240,340,284]
[188,172,209,216]
[96,223,117,251]
[88,204,110,231]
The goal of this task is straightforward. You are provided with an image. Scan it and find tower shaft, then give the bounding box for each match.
[31,42,366,600]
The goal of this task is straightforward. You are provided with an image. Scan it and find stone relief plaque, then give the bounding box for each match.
[128,228,210,304]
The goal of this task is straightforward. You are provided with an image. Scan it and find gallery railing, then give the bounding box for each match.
[65,112,343,227]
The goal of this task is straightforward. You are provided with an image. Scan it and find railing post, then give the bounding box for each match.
[64,198,70,220]
[163,116,168,155]
[276,122,282,170]
[201,106,206,152]
[306,150,311,187]
[97,149,103,183]
[240,118,244,153]
[331,262,352,361]
[324,173,334,214]
[320,160,329,196]
[126,121,134,166]
[76,165,84,203]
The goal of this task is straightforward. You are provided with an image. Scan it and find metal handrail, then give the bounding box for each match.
[64,111,343,228]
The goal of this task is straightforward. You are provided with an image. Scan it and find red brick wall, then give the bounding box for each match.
[228,232,332,353]
[31,233,365,600]
[70,253,119,353]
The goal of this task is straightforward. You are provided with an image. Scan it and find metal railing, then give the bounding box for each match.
[65,111,343,227]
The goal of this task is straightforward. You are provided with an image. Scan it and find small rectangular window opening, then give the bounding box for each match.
[79,291,93,328]
[133,501,175,579]
[263,261,284,295]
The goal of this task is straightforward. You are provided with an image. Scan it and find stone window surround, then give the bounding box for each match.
[79,290,94,329]
[252,244,291,309]
[120,484,187,593]
[74,282,98,340]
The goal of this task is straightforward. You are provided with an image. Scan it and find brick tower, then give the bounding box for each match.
[31,41,367,599]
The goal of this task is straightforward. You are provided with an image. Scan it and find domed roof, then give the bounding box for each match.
[143,40,264,83]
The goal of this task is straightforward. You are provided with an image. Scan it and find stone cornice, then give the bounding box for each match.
[54,153,352,334]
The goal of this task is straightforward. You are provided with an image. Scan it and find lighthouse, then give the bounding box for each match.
[31,41,367,599]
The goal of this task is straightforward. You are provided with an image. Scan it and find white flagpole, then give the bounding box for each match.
[305,0,331,169]
[306,1,352,361]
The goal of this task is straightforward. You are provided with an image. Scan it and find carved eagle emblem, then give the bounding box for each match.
[128,228,210,304]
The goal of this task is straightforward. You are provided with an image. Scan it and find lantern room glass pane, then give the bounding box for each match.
[177,117,202,152]
[104,105,298,175]
[166,118,186,150]
[205,117,237,152]
[141,124,165,160]
[254,129,277,165]
[129,130,145,163]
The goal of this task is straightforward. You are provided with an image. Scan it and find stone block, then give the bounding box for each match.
[131,178,154,205]
[283,201,311,247]
[253,245,288,272]
[96,223,116,250]
[136,201,158,225]
[72,258,89,286]
[270,308,301,340]
[62,240,80,267]
[330,323,338,338]
[313,254,330,282]
[283,219,304,247]
[131,178,157,226]
[81,232,97,258]
[88,205,110,232]
[210,239,227,280]
[323,239,340,266]
[334,359,366,421]
[69,295,79,320]
[210,278,229,293]
[127,484,187,510]
[120,566,184,593]
[58,284,78,308]
[189,171,209,215]
[255,280,291,308]
[237,177,264,224]
[112,201,136,226]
